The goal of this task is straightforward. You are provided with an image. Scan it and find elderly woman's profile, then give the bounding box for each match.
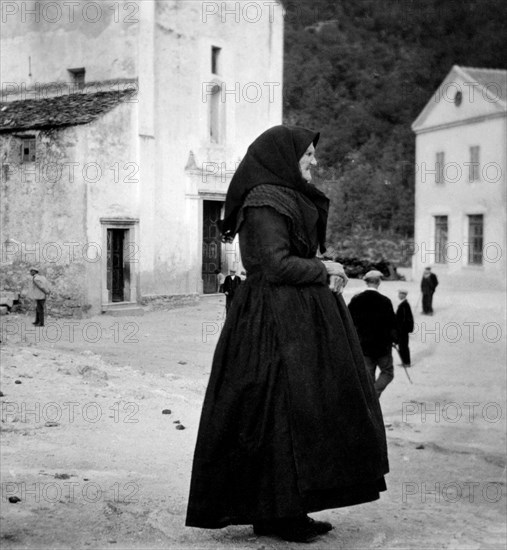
[186,125,388,543]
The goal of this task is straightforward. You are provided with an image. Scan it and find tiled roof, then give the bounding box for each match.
[0,90,133,133]
[459,67,507,104]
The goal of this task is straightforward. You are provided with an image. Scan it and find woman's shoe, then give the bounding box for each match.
[253,515,330,542]
[306,515,333,534]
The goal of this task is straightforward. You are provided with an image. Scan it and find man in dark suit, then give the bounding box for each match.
[348,270,398,398]
[222,269,242,314]
[396,289,414,367]
[420,266,438,315]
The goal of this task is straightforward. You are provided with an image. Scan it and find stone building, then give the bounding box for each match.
[411,65,506,287]
[0,0,284,315]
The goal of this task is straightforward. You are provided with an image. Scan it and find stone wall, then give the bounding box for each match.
[1,125,93,317]
[0,259,91,318]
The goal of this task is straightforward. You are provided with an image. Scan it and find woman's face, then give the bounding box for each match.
[299,143,317,182]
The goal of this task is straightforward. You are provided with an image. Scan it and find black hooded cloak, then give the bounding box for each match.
[186,125,388,528]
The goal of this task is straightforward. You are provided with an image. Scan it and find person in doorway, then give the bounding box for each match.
[222,269,242,314]
[186,125,388,543]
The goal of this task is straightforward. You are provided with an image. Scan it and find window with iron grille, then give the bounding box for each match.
[435,152,445,184]
[469,146,480,181]
[20,136,36,163]
[68,67,85,90]
[434,215,448,263]
[468,215,483,265]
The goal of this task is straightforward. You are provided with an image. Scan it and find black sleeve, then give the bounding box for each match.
[243,206,328,286]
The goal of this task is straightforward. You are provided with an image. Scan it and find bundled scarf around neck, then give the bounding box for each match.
[219,125,330,253]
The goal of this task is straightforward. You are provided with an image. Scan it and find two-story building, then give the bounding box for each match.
[412,65,506,288]
[0,0,284,315]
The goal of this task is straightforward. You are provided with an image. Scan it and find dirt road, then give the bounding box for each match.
[1,279,506,549]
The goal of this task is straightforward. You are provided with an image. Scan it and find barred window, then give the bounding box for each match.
[468,215,483,265]
[20,136,36,163]
[68,67,85,90]
[434,216,448,263]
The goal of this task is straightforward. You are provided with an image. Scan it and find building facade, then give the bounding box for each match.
[411,65,506,288]
[1,0,284,315]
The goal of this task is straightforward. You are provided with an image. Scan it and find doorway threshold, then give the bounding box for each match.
[101,301,145,316]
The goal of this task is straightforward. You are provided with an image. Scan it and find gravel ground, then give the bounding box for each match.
[1,277,505,549]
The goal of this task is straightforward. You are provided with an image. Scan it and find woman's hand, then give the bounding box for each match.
[322,261,348,293]
[328,274,345,294]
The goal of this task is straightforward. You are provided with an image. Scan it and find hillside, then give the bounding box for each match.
[283,0,507,251]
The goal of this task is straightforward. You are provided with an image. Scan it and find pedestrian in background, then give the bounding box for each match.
[421,266,439,315]
[222,269,241,314]
[396,289,414,368]
[348,270,398,398]
[28,267,50,327]
[215,269,226,293]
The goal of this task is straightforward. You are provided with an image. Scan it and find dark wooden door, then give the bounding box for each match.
[107,229,125,302]
[202,201,223,293]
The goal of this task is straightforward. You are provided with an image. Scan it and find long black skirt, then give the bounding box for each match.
[186,274,388,528]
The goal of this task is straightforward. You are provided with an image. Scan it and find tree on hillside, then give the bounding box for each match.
[282,0,507,255]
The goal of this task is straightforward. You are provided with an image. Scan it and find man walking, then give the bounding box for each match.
[28,267,50,327]
[420,266,438,315]
[396,289,414,367]
[348,270,398,398]
[222,269,241,314]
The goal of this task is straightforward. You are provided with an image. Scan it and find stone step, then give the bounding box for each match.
[101,303,145,317]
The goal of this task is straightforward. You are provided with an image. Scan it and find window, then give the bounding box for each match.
[68,67,85,90]
[435,152,445,184]
[469,146,480,182]
[211,46,221,75]
[434,216,448,263]
[209,83,222,143]
[20,136,36,163]
[468,215,483,265]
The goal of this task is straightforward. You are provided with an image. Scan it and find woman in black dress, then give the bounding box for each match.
[186,125,388,543]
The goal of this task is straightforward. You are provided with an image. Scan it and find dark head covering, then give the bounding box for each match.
[219,125,329,251]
